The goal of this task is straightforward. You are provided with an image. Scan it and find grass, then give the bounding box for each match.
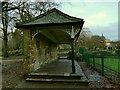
[91,57,120,72]
[86,49,120,73]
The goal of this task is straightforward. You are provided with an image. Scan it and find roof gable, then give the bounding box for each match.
[18,8,83,26]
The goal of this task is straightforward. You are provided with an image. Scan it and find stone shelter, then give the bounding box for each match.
[16,8,84,74]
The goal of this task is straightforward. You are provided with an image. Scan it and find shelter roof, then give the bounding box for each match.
[16,8,83,27]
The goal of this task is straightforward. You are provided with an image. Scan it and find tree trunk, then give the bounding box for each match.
[2,28,8,57]
[2,2,8,57]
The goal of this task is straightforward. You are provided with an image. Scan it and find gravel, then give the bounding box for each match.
[78,61,120,88]
[2,60,24,88]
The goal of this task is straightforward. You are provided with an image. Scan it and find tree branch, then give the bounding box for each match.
[2,7,19,12]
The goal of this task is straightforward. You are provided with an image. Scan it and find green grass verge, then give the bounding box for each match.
[92,57,120,72]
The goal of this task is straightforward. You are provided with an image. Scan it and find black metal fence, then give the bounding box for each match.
[79,48,120,83]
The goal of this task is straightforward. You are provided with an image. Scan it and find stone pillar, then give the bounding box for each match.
[22,29,32,74]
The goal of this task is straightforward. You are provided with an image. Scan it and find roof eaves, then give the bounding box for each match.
[15,21,83,28]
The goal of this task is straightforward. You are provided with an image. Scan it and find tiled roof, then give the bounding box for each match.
[16,8,83,26]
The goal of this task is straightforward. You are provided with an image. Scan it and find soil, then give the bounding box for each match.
[2,59,24,88]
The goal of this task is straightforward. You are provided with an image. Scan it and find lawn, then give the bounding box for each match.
[93,57,120,73]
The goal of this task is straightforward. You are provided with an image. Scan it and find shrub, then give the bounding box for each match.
[91,50,114,56]
[8,49,23,56]
[115,49,120,55]
[67,51,82,61]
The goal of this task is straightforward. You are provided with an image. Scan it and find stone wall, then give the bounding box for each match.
[23,30,58,74]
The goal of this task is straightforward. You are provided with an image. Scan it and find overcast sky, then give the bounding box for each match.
[56,0,119,41]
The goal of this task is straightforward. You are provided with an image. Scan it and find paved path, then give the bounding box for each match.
[1,59,23,62]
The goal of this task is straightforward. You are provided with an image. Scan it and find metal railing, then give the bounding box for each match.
[79,48,120,83]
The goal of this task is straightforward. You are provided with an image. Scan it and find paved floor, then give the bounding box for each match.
[33,59,88,81]
[35,59,82,74]
[16,59,88,88]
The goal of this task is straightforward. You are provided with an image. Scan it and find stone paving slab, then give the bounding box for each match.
[34,59,72,74]
[35,59,84,74]
[34,59,88,81]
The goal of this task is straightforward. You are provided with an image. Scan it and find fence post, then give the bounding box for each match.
[93,55,95,67]
[101,56,104,75]
[87,53,90,65]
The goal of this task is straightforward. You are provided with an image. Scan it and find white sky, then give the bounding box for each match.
[1,0,119,41]
[56,1,119,41]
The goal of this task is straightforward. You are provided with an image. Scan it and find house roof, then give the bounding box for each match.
[16,8,84,27]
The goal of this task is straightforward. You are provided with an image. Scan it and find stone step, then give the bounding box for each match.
[28,73,82,80]
[26,78,89,85]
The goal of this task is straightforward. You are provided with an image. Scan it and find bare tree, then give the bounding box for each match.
[1,1,59,57]
[91,35,106,50]
[77,27,93,49]
[2,2,9,57]
[32,1,59,15]
[1,1,21,56]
